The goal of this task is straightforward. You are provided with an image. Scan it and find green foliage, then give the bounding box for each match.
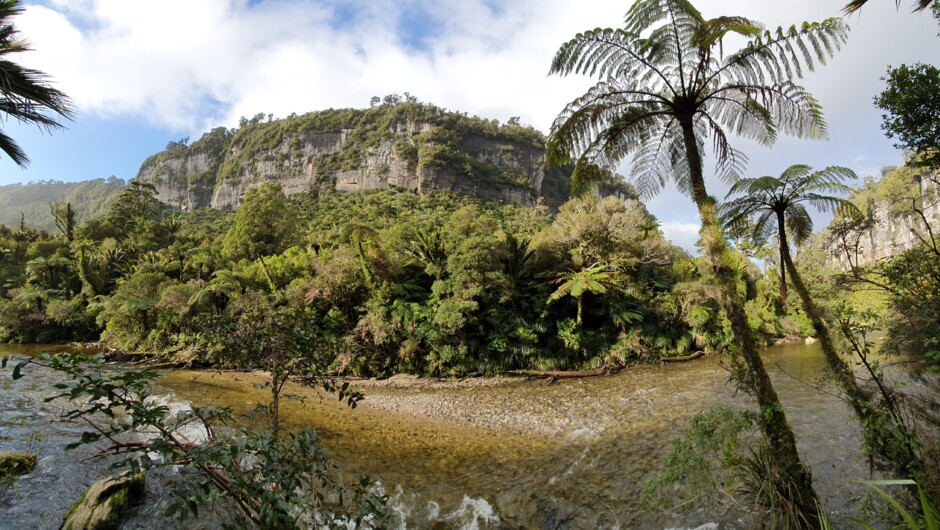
[98,270,168,351]
[0,179,762,376]
[851,480,939,530]
[879,244,940,368]
[645,405,827,526]
[0,450,35,480]
[221,184,299,262]
[105,181,164,228]
[734,440,826,529]
[876,63,940,169]
[834,305,924,480]
[844,166,932,219]
[642,406,758,510]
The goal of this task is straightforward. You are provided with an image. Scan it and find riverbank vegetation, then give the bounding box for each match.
[0,180,813,375]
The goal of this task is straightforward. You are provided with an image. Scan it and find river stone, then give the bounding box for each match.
[0,450,36,479]
[61,472,145,530]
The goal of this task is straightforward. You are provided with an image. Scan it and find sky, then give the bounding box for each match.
[0,0,938,251]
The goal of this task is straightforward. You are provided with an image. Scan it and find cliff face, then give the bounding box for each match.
[828,167,939,269]
[136,103,571,211]
[137,153,214,210]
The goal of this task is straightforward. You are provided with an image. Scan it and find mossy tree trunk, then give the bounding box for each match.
[680,117,820,526]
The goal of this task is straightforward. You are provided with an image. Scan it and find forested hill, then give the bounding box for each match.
[135,98,584,211]
[0,177,125,232]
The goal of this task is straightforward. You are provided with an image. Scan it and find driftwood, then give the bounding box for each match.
[502,367,614,379]
[661,351,704,363]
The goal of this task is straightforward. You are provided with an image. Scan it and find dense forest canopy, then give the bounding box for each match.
[2,181,786,376]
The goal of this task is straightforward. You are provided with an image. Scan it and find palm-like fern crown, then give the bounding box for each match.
[720,164,859,246]
[548,0,848,200]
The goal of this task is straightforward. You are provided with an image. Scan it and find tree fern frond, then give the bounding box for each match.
[550,0,848,257]
[843,0,935,15]
[693,16,763,50]
[779,164,813,181]
[702,103,759,178]
[716,18,848,91]
[785,204,814,245]
[569,159,610,197]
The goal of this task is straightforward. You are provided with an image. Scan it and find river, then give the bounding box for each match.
[0,341,874,529]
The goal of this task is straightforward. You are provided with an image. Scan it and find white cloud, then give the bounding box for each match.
[660,220,702,254]
[12,0,940,225]
[15,0,626,131]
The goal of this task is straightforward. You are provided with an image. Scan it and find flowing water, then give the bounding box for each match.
[0,341,874,529]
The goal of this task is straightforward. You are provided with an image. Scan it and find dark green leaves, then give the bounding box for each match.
[876,63,940,169]
[0,0,74,167]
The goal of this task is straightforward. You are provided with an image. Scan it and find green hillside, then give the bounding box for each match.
[0,177,125,232]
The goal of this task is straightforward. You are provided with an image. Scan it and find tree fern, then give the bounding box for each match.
[548,1,848,522]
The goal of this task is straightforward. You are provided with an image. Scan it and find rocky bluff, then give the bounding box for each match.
[827,165,939,268]
[136,102,574,211]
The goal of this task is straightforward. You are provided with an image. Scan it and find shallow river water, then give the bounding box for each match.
[0,341,874,529]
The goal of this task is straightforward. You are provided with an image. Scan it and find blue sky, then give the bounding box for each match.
[1,0,938,251]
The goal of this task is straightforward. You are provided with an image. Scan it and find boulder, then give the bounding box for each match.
[61,472,145,530]
[0,450,36,479]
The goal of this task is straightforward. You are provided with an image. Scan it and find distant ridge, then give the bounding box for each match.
[0,177,125,231]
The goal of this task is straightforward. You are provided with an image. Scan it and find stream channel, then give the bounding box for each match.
[0,341,873,529]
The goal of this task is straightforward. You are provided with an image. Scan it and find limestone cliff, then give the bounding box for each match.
[136,102,572,211]
[827,166,939,269]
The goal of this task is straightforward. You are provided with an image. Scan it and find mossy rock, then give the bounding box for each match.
[0,450,37,479]
[61,472,145,530]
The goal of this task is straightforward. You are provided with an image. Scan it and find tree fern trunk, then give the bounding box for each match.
[680,118,820,525]
[777,212,789,304]
[577,295,583,327]
[781,232,921,479]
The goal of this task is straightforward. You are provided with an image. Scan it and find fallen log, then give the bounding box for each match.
[661,351,704,363]
[501,367,615,379]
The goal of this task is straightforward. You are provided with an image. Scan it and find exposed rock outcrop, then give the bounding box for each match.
[61,472,145,530]
[827,167,939,269]
[136,102,572,211]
